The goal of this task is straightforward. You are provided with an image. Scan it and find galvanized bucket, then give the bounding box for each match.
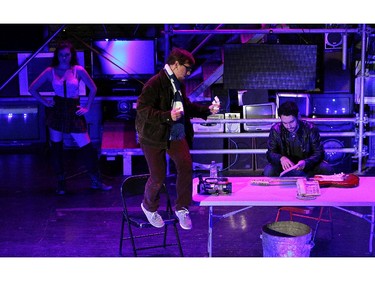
[261,221,314,257]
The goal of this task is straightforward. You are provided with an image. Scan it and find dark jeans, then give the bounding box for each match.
[263,161,334,177]
[141,138,193,212]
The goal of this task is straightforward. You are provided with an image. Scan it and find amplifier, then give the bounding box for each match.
[192,114,224,133]
[225,113,241,133]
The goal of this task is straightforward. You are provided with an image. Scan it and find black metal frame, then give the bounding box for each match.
[119,174,183,257]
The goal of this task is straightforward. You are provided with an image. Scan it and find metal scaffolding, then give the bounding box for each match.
[169,24,373,174]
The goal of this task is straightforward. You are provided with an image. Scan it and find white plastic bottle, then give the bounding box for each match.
[210,160,218,178]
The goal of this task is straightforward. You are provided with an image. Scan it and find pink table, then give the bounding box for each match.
[192,176,375,257]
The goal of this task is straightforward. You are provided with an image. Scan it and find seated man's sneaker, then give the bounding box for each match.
[91,182,112,191]
[175,208,192,230]
[141,203,165,228]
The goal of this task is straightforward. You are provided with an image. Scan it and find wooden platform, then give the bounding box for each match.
[100,121,143,175]
[101,121,138,151]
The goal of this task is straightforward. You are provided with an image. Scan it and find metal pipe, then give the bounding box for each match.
[193,131,356,138]
[358,25,367,173]
[189,148,356,154]
[342,33,348,70]
[167,28,362,36]
[191,24,224,55]
[190,117,357,123]
[0,24,66,92]
[164,24,171,64]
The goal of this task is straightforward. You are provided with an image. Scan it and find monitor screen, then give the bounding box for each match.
[310,93,354,116]
[276,92,311,117]
[18,52,86,96]
[242,102,276,131]
[0,102,46,144]
[92,40,155,79]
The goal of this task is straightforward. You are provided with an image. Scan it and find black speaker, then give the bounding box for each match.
[192,137,225,167]
[325,33,343,49]
[321,137,354,174]
[102,97,138,121]
[323,50,351,93]
[227,137,254,171]
[254,137,269,170]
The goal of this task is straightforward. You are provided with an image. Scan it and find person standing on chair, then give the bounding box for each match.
[29,40,112,195]
[136,47,220,230]
[264,101,334,177]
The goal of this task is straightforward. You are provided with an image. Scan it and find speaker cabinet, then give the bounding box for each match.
[102,97,138,121]
[227,137,254,171]
[192,137,225,167]
[323,50,351,93]
[321,137,354,174]
[227,137,268,171]
[254,137,269,170]
[325,33,343,49]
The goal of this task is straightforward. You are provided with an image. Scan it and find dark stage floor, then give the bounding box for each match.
[0,147,374,278]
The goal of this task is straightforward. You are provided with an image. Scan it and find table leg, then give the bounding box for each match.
[334,206,374,255]
[369,206,374,254]
[208,206,213,257]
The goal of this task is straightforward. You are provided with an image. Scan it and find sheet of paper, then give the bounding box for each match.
[280,163,300,177]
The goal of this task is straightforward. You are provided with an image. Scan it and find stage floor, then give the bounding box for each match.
[0,150,374,258]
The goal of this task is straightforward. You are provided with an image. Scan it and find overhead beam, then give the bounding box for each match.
[188,64,223,101]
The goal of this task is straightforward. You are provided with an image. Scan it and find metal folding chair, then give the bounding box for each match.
[119,174,183,257]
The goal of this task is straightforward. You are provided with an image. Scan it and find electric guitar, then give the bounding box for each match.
[313,173,359,188]
[251,173,360,188]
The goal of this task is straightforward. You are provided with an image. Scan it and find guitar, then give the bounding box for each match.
[251,173,360,188]
[313,173,360,188]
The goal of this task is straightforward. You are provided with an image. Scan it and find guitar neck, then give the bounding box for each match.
[251,177,303,186]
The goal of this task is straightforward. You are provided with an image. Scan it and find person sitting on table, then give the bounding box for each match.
[263,101,334,177]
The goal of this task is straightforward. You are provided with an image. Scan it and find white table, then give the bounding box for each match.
[192,176,375,257]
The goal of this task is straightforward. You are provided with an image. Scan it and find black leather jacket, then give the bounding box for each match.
[266,120,325,170]
[135,69,211,149]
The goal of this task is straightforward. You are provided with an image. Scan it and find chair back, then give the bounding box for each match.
[119,174,184,257]
[120,174,172,217]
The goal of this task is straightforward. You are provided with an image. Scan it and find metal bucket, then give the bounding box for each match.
[261,221,314,257]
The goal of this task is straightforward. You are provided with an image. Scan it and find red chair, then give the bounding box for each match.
[275,206,332,240]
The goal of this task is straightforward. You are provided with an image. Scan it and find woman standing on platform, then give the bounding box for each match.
[29,40,111,195]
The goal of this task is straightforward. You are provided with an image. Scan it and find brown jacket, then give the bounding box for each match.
[136,69,211,149]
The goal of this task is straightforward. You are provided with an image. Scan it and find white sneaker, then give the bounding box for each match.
[175,208,192,230]
[141,203,165,228]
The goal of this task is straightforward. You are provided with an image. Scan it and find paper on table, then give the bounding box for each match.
[280,163,300,177]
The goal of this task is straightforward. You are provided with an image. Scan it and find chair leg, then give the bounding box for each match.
[326,207,334,239]
[127,223,137,257]
[173,224,184,257]
[119,215,138,257]
[275,207,333,242]
[163,226,168,247]
[119,215,126,256]
[275,209,281,221]
[289,211,294,221]
[309,207,333,241]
